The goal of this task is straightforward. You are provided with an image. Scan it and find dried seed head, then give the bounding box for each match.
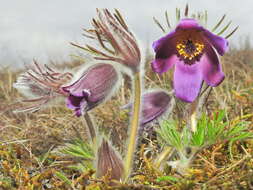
[61,63,119,116]
[96,139,124,181]
[13,61,72,112]
[72,9,141,73]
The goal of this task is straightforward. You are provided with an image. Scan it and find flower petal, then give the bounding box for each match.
[152,30,177,59]
[175,18,229,56]
[66,94,89,117]
[75,108,82,117]
[122,90,172,125]
[151,55,177,74]
[174,59,203,102]
[201,47,225,86]
[66,95,83,109]
[141,91,171,125]
[203,29,229,55]
[176,18,202,30]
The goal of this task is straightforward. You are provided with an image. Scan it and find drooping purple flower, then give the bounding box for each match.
[61,63,118,117]
[152,18,229,102]
[96,139,124,181]
[123,90,173,126]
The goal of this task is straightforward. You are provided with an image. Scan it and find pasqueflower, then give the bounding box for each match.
[61,63,118,116]
[152,18,228,102]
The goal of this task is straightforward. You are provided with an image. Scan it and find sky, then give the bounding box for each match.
[0,0,252,68]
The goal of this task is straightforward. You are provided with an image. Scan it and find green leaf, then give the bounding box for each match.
[67,162,92,172]
[181,127,191,147]
[55,171,72,185]
[156,175,179,182]
[61,139,94,160]
[191,122,205,147]
[158,120,183,151]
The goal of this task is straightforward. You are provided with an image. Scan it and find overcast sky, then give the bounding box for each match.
[0,0,252,68]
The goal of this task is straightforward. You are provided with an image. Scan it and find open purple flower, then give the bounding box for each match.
[152,18,229,102]
[61,63,118,117]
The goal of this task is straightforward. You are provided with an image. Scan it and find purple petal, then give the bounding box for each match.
[122,91,171,125]
[176,18,202,30]
[201,47,225,86]
[66,95,84,109]
[151,55,177,74]
[74,99,88,117]
[66,94,88,117]
[175,18,228,55]
[141,91,171,125]
[152,30,177,59]
[152,30,176,52]
[75,108,82,117]
[174,59,203,102]
[203,29,229,56]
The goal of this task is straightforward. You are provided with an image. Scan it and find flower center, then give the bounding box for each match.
[176,39,204,64]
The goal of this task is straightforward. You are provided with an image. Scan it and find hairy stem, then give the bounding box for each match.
[83,113,96,145]
[123,72,141,181]
[190,111,197,132]
[190,86,213,132]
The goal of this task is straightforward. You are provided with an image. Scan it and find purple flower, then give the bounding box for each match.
[152,18,229,102]
[61,63,118,117]
[124,90,172,125]
[96,139,124,181]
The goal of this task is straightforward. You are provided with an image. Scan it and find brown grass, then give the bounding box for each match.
[0,49,253,189]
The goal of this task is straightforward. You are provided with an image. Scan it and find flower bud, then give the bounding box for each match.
[61,63,118,117]
[96,139,124,181]
[124,90,173,125]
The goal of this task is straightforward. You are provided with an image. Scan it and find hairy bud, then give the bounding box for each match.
[96,139,124,181]
[61,63,118,116]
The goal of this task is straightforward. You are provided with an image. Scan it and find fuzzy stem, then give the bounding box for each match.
[190,86,212,132]
[190,111,197,132]
[83,113,96,145]
[123,72,141,181]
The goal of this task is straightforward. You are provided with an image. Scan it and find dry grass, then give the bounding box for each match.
[0,48,253,189]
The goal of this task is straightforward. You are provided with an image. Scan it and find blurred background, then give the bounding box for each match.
[0,0,252,68]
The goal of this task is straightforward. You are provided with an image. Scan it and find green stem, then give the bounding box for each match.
[123,72,141,181]
[83,113,96,145]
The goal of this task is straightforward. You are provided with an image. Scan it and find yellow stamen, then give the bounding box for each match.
[176,40,204,61]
